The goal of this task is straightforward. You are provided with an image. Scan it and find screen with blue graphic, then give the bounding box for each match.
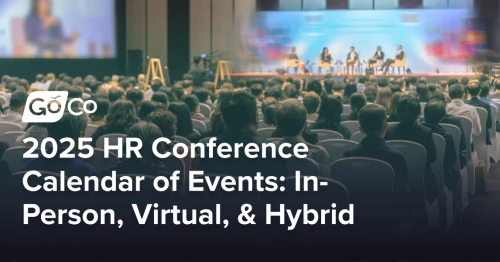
[0,0,116,58]
[241,9,478,73]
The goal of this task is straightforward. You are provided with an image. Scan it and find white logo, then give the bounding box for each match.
[22,91,97,123]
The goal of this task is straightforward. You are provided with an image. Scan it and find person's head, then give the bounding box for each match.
[344,82,357,100]
[285,85,299,99]
[397,45,402,51]
[119,80,131,90]
[358,76,368,85]
[137,74,146,84]
[323,79,333,95]
[388,91,405,118]
[448,84,465,100]
[18,79,29,90]
[409,77,417,86]
[424,100,446,124]
[428,90,446,103]
[108,87,125,103]
[374,88,392,112]
[332,81,345,96]
[183,94,200,113]
[416,83,429,102]
[250,84,264,101]
[495,79,500,93]
[9,90,28,113]
[440,80,448,89]
[364,86,377,103]
[35,74,44,83]
[1,75,9,84]
[127,122,164,165]
[265,86,282,100]
[182,80,193,94]
[274,99,307,137]
[126,88,144,109]
[193,88,210,104]
[220,91,258,133]
[459,77,469,88]
[428,83,437,93]
[376,45,381,51]
[138,101,166,120]
[47,113,87,142]
[68,86,83,99]
[377,78,388,88]
[262,96,278,115]
[128,77,138,88]
[358,104,388,137]
[146,110,177,140]
[350,92,367,113]
[350,46,355,52]
[237,79,247,89]
[172,86,185,101]
[151,92,169,106]
[322,47,329,54]
[168,102,194,136]
[151,77,163,92]
[194,56,203,66]
[369,75,377,84]
[396,95,421,124]
[105,100,139,130]
[467,81,481,97]
[303,91,320,114]
[183,74,193,81]
[480,82,491,98]
[390,82,402,94]
[31,0,52,16]
[88,97,110,122]
[317,95,342,124]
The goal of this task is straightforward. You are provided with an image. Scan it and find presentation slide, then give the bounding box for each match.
[0,0,116,58]
[241,9,478,73]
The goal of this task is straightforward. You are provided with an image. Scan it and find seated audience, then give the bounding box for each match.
[183,80,193,95]
[88,98,110,126]
[265,86,282,101]
[23,113,97,177]
[343,82,357,104]
[194,88,213,108]
[126,88,144,110]
[344,104,408,193]
[201,109,227,139]
[274,99,331,178]
[108,87,125,104]
[91,100,139,146]
[30,74,45,91]
[357,76,367,92]
[385,95,437,202]
[491,80,500,99]
[263,104,277,127]
[465,81,492,145]
[332,82,345,98]
[138,101,166,120]
[168,102,201,143]
[341,92,367,121]
[144,77,162,100]
[309,95,351,139]
[0,90,28,130]
[15,123,48,147]
[307,80,323,97]
[446,84,481,139]
[101,122,171,178]
[479,81,499,110]
[364,86,377,103]
[374,87,392,112]
[197,91,288,177]
[303,92,320,122]
[151,92,169,106]
[184,94,209,125]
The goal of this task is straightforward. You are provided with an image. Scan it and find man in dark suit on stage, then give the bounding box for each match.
[346,46,359,74]
[381,45,405,74]
[368,46,385,68]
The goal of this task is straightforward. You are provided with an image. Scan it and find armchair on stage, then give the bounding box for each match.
[284,59,304,74]
[389,53,407,75]
[318,54,334,74]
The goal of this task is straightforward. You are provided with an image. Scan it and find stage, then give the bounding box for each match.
[228,73,479,84]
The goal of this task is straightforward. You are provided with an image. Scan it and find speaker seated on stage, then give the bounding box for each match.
[368,46,385,69]
[319,47,333,73]
[381,45,405,74]
[345,46,359,74]
[285,46,304,74]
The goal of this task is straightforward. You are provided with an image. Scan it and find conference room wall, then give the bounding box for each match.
[125,0,168,76]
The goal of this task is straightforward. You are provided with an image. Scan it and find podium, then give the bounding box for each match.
[214,60,231,90]
[145,58,168,87]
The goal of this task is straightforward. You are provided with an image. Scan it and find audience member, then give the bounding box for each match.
[332,81,345,98]
[364,86,377,103]
[377,78,389,89]
[265,86,282,101]
[0,90,28,130]
[357,76,368,92]
[491,80,500,99]
[138,101,166,120]
[446,84,481,138]
[303,91,320,121]
[91,100,139,146]
[151,92,169,106]
[341,92,367,121]
[309,95,351,139]
[168,102,201,143]
[144,77,163,100]
[30,74,45,90]
[89,98,110,126]
[374,88,392,112]
[343,82,357,104]
[108,87,125,104]
[465,81,492,145]
[201,109,227,139]
[479,81,499,110]
[182,80,194,95]
[23,113,97,177]
[126,88,144,110]
[274,99,331,178]
[15,123,47,147]
[416,83,430,103]
[387,92,405,122]
[307,80,322,97]
[194,88,213,108]
[184,94,209,125]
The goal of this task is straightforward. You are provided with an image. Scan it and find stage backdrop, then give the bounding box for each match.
[0,0,116,58]
[240,8,479,74]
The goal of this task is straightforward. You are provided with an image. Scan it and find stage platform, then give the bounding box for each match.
[229,73,479,84]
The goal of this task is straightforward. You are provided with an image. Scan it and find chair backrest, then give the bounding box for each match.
[342,105,352,116]
[85,124,98,137]
[192,119,208,133]
[3,147,35,174]
[431,133,446,189]
[441,124,461,171]
[96,134,127,151]
[394,53,407,66]
[388,122,399,128]
[341,121,359,136]
[351,131,366,143]
[457,116,473,160]
[0,122,22,134]
[199,103,212,119]
[473,107,488,163]
[257,128,275,139]
[81,148,120,173]
[386,140,427,199]
[490,104,497,138]
[310,129,343,142]
[258,120,268,129]
[316,139,358,164]
[286,157,320,177]
[175,136,191,145]
[331,157,394,208]
[164,156,186,182]
[258,113,264,121]
[0,131,24,147]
